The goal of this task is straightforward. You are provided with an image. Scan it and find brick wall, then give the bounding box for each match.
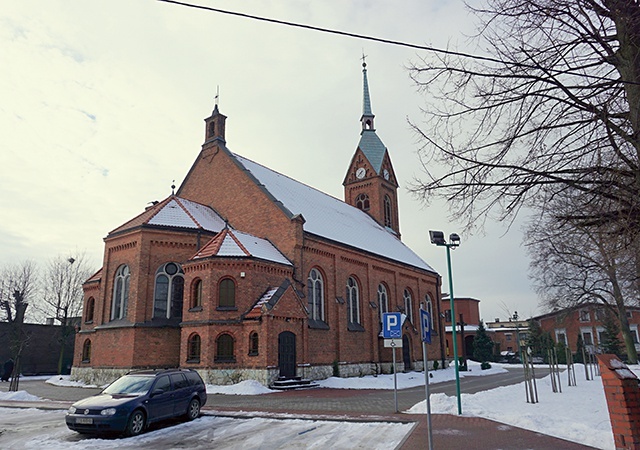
[597,354,640,449]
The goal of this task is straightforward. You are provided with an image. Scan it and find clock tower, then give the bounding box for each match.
[343,61,400,238]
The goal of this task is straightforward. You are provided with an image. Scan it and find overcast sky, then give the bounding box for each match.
[1,0,541,322]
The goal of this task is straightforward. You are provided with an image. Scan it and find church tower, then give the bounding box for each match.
[204,103,226,146]
[343,61,400,237]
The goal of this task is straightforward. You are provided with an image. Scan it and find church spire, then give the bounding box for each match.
[344,58,401,238]
[360,58,375,132]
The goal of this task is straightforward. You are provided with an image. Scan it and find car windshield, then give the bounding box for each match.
[103,375,154,395]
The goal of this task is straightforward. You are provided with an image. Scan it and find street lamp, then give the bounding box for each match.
[429,230,462,415]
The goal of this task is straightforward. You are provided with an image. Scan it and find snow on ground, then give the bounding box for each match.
[45,375,99,389]
[0,361,631,449]
[0,407,413,449]
[0,390,42,401]
[206,380,276,395]
[317,360,508,389]
[407,362,617,450]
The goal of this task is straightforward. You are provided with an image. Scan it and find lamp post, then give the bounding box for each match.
[429,230,462,415]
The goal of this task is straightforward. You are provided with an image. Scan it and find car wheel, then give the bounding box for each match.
[126,410,146,436]
[186,398,201,420]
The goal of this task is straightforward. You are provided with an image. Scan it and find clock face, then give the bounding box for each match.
[356,167,366,179]
[383,169,390,180]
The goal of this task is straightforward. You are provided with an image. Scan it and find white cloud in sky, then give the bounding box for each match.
[0,0,539,321]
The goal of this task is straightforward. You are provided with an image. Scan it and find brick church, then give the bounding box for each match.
[72,64,443,386]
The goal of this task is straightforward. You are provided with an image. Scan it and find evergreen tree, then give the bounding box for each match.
[472,320,494,363]
[526,319,544,358]
[601,310,623,357]
[555,341,568,365]
[574,334,584,363]
[540,332,554,363]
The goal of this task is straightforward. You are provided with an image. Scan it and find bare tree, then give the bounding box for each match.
[0,261,38,390]
[40,253,94,374]
[408,0,640,235]
[526,196,639,362]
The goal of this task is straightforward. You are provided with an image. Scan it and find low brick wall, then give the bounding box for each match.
[597,354,640,449]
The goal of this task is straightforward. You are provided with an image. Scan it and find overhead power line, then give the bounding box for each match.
[157,0,633,85]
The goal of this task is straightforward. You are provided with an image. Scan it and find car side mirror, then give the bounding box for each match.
[151,388,165,397]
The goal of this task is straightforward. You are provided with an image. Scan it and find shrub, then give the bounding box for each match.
[481,362,492,370]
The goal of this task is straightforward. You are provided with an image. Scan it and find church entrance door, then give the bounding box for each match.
[278,331,296,379]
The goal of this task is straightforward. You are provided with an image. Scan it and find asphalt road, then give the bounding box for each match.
[0,366,547,416]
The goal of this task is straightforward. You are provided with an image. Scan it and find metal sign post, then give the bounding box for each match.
[392,340,398,412]
[382,312,404,414]
[420,308,434,450]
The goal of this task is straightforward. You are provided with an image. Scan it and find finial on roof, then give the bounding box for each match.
[171,180,176,195]
[360,55,374,131]
[213,85,220,113]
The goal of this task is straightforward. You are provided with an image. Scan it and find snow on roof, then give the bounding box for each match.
[193,228,292,266]
[110,196,226,235]
[148,197,226,232]
[233,154,435,273]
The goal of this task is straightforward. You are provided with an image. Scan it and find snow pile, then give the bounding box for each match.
[318,360,507,389]
[0,390,42,401]
[45,375,99,388]
[206,380,276,395]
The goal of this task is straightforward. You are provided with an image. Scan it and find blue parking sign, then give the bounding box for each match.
[420,309,431,343]
[382,312,402,338]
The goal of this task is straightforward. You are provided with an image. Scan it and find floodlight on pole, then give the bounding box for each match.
[429,229,462,415]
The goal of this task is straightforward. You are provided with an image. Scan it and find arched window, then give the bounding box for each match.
[426,294,434,330]
[85,297,95,323]
[191,279,203,309]
[187,334,201,363]
[307,268,325,321]
[215,333,235,362]
[404,289,413,324]
[153,262,184,319]
[249,332,259,356]
[346,277,360,325]
[355,193,370,211]
[219,278,236,308]
[111,265,130,320]
[82,339,91,363]
[384,195,392,228]
[377,283,388,322]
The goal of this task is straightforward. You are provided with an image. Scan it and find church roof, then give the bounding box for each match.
[109,196,226,235]
[192,227,292,266]
[232,153,435,273]
[357,130,387,174]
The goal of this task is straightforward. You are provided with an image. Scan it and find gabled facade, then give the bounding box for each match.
[72,66,442,387]
[533,304,640,354]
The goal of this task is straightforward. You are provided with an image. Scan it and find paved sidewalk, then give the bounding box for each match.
[0,379,598,449]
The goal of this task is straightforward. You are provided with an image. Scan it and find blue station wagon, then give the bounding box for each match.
[66,368,207,436]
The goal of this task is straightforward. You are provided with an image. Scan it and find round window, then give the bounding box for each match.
[165,263,178,275]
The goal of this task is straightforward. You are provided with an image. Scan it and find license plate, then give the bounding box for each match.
[76,417,93,425]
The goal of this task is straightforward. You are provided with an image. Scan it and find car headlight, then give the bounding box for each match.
[68,406,77,415]
[101,408,117,416]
